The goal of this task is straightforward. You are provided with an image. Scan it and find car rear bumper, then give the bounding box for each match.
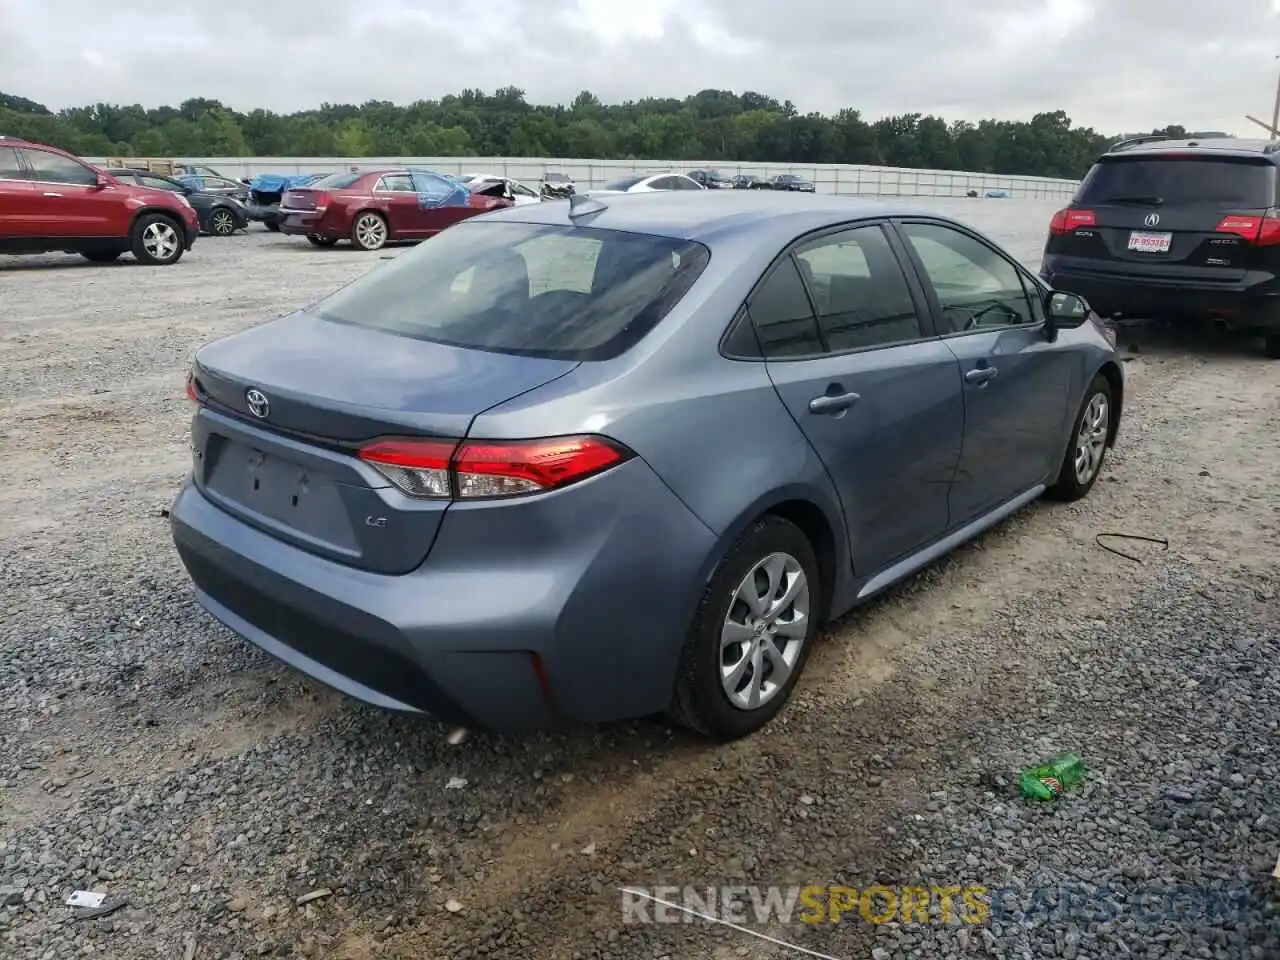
[169,457,716,733]
[278,211,328,236]
[1042,256,1280,329]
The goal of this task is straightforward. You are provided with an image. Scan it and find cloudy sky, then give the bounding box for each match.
[1,0,1279,135]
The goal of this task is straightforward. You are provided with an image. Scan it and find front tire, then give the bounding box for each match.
[669,515,821,741]
[307,234,339,248]
[350,211,388,251]
[130,214,185,266]
[264,221,281,233]
[1045,373,1113,502]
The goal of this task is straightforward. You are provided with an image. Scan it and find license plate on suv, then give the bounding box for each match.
[1127,230,1172,254]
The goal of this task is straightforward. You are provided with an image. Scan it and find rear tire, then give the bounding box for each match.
[1045,373,1113,502]
[80,249,122,263]
[350,211,389,251]
[264,221,281,233]
[129,213,185,266]
[307,234,338,248]
[209,208,238,236]
[669,515,820,741]
[1264,334,1280,359]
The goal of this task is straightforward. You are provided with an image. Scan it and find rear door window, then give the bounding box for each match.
[795,224,926,350]
[312,221,710,361]
[22,149,98,186]
[1076,157,1275,208]
[0,147,25,179]
[747,258,823,358]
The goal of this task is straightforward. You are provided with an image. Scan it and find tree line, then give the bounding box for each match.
[0,88,1211,180]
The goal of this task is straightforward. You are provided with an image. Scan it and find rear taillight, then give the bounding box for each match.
[1216,209,1280,245]
[315,191,331,212]
[1048,208,1096,235]
[358,435,632,500]
[185,370,200,403]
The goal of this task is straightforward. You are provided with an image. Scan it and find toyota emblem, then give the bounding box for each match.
[245,388,270,419]
[1143,212,1161,227]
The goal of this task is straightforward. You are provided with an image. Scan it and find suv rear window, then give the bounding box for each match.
[312,220,711,361]
[1076,157,1275,208]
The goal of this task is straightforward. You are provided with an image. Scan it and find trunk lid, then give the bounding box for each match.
[189,312,578,574]
[281,188,322,211]
[1049,154,1278,279]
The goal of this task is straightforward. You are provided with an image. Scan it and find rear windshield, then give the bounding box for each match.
[309,172,362,189]
[312,220,711,361]
[604,175,645,190]
[1076,157,1275,207]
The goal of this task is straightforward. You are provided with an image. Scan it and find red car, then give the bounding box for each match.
[0,135,200,266]
[277,168,512,251]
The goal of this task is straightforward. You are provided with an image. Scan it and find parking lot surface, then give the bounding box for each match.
[1,201,1278,960]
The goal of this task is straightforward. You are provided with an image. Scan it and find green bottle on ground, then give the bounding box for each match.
[1019,753,1086,800]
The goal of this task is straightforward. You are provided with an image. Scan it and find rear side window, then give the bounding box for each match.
[748,258,822,358]
[313,221,710,361]
[1076,157,1275,208]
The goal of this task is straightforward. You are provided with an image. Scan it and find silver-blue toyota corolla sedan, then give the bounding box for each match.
[171,190,1123,741]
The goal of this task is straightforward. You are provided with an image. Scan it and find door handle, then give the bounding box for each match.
[808,391,860,414]
[43,192,63,197]
[964,366,999,385]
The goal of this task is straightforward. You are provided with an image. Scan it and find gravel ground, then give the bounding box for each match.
[1,201,1278,960]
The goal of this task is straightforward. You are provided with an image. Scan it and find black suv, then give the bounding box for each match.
[1041,136,1280,358]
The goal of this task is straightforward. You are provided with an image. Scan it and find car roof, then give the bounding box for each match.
[1103,136,1280,162]
[476,189,949,243]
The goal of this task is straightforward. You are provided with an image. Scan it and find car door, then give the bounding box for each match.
[893,218,1074,524]
[746,221,965,576]
[370,173,422,238]
[0,145,36,238]
[410,171,475,235]
[21,148,123,237]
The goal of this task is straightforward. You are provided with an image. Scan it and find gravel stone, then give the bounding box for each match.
[2,206,1278,959]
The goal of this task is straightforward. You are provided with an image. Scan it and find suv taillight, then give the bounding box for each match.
[1215,209,1280,245]
[358,435,633,500]
[1049,208,1096,235]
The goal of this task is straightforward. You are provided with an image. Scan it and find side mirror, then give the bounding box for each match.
[94,173,111,189]
[1046,290,1091,329]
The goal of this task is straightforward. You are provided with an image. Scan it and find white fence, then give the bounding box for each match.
[85,155,1081,200]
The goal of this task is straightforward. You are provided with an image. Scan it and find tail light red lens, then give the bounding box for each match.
[1216,209,1280,245]
[314,191,331,212]
[185,370,200,403]
[1048,208,1096,234]
[358,435,632,500]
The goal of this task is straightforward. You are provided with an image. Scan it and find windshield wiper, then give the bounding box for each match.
[1097,195,1164,206]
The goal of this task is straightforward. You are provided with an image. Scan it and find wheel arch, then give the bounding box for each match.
[692,485,850,628]
[129,205,185,232]
[1096,360,1124,446]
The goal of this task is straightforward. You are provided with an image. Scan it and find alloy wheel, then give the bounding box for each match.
[720,552,810,710]
[1073,393,1109,485]
[354,214,387,250]
[211,210,236,236]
